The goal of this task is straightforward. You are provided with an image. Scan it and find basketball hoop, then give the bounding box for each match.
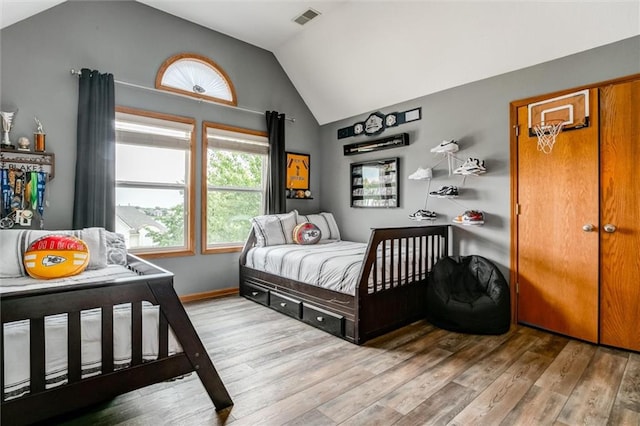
[532,119,564,154]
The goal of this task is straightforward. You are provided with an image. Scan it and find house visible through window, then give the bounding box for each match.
[203,122,268,253]
[115,107,195,256]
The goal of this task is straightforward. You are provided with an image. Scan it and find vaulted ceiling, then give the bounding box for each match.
[2,1,639,124]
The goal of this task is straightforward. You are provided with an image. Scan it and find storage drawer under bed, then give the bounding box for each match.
[243,282,270,306]
[302,303,345,337]
[270,292,302,318]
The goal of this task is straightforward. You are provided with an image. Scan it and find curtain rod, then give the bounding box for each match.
[70,69,295,123]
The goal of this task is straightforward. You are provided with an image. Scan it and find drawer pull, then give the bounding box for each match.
[316,316,324,322]
[280,302,287,307]
[251,292,259,296]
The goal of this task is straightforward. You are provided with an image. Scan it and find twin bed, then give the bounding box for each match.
[1,215,449,424]
[1,228,232,425]
[240,211,450,344]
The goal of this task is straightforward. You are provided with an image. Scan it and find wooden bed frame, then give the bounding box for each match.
[240,225,450,345]
[1,254,233,426]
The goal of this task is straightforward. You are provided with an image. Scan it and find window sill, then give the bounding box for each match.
[202,245,243,255]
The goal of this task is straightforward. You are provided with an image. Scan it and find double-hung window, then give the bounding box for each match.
[203,122,268,253]
[115,107,195,256]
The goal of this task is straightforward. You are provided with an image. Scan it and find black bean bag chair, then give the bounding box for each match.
[426,255,510,334]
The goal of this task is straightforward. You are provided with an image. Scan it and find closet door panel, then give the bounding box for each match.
[516,89,600,343]
[599,80,640,352]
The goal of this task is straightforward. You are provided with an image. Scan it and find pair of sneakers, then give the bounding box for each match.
[409,209,437,220]
[453,158,486,176]
[452,210,484,225]
[429,185,459,198]
[453,158,487,176]
[430,140,459,153]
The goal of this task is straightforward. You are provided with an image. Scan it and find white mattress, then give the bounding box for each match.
[3,303,182,400]
[1,266,182,400]
[245,240,429,295]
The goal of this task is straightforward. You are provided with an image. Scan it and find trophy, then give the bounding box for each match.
[34,117,46,152]
[1,110,17,150]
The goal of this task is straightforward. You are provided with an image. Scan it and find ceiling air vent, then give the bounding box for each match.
[293,8,321,25]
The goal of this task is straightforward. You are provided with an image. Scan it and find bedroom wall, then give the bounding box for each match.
[319,35,640,279]
[0,0,321,295]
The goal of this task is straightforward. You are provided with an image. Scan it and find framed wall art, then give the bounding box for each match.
[350,157,399,208]
[286,151,310,192]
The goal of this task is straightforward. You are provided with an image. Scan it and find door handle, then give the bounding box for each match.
[603,224,617,233]
[582,224,595,232]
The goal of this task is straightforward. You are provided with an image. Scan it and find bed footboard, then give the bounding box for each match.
[355,225,449,343]
[1,255,232,425]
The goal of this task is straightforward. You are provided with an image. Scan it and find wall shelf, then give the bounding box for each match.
[0,149,55,180]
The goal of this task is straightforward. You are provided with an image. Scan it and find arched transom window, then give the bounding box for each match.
[155,53,237,106]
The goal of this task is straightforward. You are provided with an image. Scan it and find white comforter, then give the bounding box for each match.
[245,240,429,295]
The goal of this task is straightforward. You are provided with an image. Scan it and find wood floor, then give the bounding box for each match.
[56,296,640,425]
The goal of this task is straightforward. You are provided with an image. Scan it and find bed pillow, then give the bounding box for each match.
[105,230,128,266]
[23,235,90,279]
[292,222,322,245]
[0,227,107,278]
[295,212,341,241]
[251,210,298,247]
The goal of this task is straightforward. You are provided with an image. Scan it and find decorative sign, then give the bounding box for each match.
[0,150,55,179]
[286,152,310,190]
[337,107,422,139]
[343,133,409,156]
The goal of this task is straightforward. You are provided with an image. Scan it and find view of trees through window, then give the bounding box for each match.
[206,149,265,247]
[204,123,268,251]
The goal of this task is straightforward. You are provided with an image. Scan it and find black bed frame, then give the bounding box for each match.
[240,225,450,345]
[1,254,232,426]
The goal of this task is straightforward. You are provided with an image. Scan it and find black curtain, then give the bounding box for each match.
[73,68,116,230]
[265,111,286,214]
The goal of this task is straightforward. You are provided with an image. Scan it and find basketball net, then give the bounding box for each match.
[532,120,564,154]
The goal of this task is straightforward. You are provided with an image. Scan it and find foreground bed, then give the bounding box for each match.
[240,223,450,344]
[1,252,232,425]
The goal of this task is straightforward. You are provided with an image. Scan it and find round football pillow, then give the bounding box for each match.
[24,235,90,279]
[293,222,321,245]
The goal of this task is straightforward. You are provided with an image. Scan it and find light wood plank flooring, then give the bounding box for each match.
[56,296,640,425]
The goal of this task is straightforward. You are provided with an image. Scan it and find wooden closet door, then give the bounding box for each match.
[516,89,600,343]
[599,80,640,352]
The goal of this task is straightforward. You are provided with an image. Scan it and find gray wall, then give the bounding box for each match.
[2,1,638,293]
[1,1,321,295]
[319,36,640,279]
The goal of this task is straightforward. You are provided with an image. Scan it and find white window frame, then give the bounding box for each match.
[115,106,196,257]
[202,122,268,254]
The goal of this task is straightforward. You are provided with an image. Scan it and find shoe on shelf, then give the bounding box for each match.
[429,185,459,198]
[452,210,485,225]
[453,158,486,176]
[408,167,433,180]
[409,209,437,220]
[430,140,459,153]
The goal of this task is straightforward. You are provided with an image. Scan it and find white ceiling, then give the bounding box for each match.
[2,1,639,124]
